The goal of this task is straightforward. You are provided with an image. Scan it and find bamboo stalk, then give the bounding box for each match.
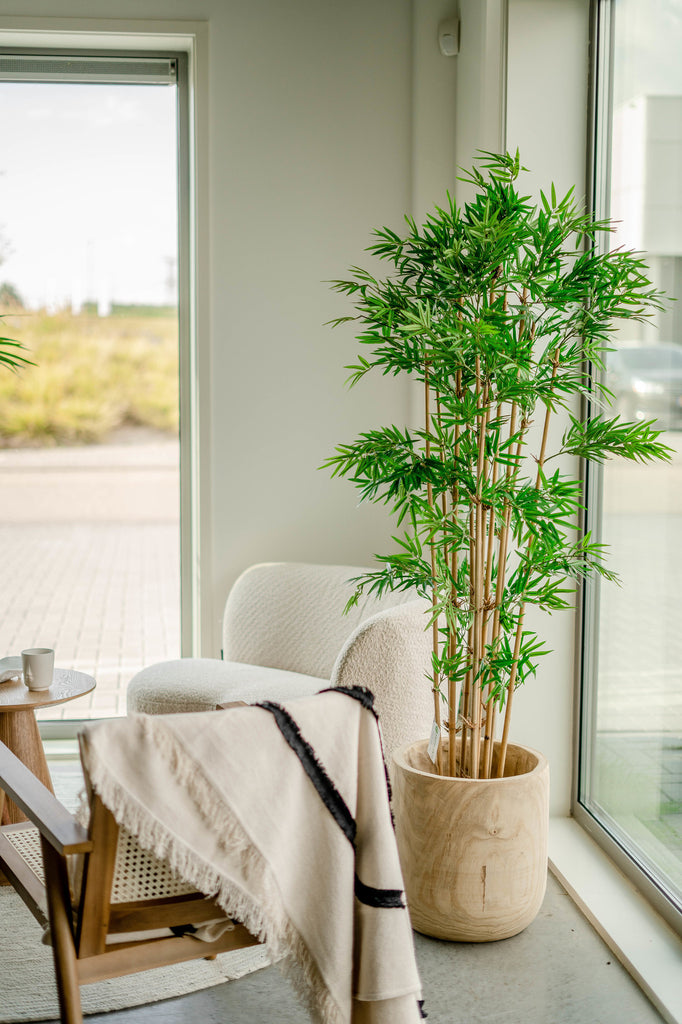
[461,503,476,777]
[481,401,520,776]
[496,348,561,778]
[424,362,443,775]
[451,370,462,777]
[481,302,535,776]
[480,403,502,778]
[472,513,483,778]
[484,409,502,603]
[471,366,483,779]
[436,395,457,776]
[471,364,489,779]
[485,703,497,778]
[448,518,458,779]
[448,637,457,777]
[474,278,500,780]
[486,289,531,779]
[496,606,525,776]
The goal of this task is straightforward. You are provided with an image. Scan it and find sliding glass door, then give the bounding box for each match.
[579,0,682,934]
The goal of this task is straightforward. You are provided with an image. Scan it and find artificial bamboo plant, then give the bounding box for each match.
[0,315,30,374]
[324,152,671,780]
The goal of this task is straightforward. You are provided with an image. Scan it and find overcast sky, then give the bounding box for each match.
[0,82,177,311]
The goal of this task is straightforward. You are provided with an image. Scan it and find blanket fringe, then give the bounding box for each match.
[82,716,345,1024]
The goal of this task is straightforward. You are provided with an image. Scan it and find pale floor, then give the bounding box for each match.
[0,434,180,720]
[43,886,664,1024]
[40,762,666,1024]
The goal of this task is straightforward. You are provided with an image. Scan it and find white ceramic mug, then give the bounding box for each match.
[21,648,55,691]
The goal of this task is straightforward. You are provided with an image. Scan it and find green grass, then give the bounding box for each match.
[0,309,178,446]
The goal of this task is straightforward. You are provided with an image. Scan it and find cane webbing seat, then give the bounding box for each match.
[110,824,196,903]
[2,823,45,883]
[2,821,195,904]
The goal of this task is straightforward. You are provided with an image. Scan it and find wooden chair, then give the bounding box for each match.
[0,739,261,1024]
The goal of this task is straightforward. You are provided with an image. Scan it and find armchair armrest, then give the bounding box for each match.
[0,741,92,855]
[330,599,434,762]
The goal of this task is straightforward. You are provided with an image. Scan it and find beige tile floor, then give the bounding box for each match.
[0,434,180,720]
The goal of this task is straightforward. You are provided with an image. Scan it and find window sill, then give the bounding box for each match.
[549,817,682,1024]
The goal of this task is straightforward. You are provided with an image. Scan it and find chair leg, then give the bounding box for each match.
[41,838,83,1024]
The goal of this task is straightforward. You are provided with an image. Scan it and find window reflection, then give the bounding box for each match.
[586,0,682,916]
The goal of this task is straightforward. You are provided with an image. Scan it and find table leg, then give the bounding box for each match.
[0,709,54,824]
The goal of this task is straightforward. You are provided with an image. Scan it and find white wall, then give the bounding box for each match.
[505,0,591,815]
[454,0,507,181]
[201,1,416,650]
[0,0,446,654]
[411,0,458,220]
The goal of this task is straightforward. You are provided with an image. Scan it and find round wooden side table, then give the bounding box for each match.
[0,663,96,824]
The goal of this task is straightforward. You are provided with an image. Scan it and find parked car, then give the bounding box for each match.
[606,343,682,430]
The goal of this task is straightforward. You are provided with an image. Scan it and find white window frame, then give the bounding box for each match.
[0,18,211,736]
[574,0,682,941]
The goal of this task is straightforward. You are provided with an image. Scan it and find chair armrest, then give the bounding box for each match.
[330,599,435,763]
[0,741,92,855]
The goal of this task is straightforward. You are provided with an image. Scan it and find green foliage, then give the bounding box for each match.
[324,151,672,777]
[0,313,33,375]
[0,310,178,445]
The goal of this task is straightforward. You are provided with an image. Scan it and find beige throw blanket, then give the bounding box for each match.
[79,688,424,1024]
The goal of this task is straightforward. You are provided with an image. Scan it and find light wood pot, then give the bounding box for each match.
[392,738,549,942]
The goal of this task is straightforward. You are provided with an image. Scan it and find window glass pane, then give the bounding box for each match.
[583,0,682,918]
[0,78,181,724]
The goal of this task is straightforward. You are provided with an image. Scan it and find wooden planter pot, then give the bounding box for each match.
[392,738,549,942]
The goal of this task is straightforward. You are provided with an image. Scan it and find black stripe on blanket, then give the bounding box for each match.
[321,684,376,714]
[258,698,408,914]
[257,700,357,846]
[169,924,198,937]
[354,874,405,909]
[320,684,395,813]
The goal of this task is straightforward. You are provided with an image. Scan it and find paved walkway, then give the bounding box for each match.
[0,435,180,720]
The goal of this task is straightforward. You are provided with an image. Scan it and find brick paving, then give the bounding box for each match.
[0,435,180,720]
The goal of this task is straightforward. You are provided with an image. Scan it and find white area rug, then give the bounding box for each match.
[0,758,270,1021]
[0,885,271,1022]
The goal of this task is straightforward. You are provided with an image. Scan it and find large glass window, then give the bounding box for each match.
[579,0,682,933]
[0,54,188,733]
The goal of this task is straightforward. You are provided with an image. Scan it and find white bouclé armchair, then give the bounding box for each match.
[126,562,434,760]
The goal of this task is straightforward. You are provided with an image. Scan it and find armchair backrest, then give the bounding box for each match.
[222,562,419,679]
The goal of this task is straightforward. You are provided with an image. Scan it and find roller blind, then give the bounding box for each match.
[0,54,177,85]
